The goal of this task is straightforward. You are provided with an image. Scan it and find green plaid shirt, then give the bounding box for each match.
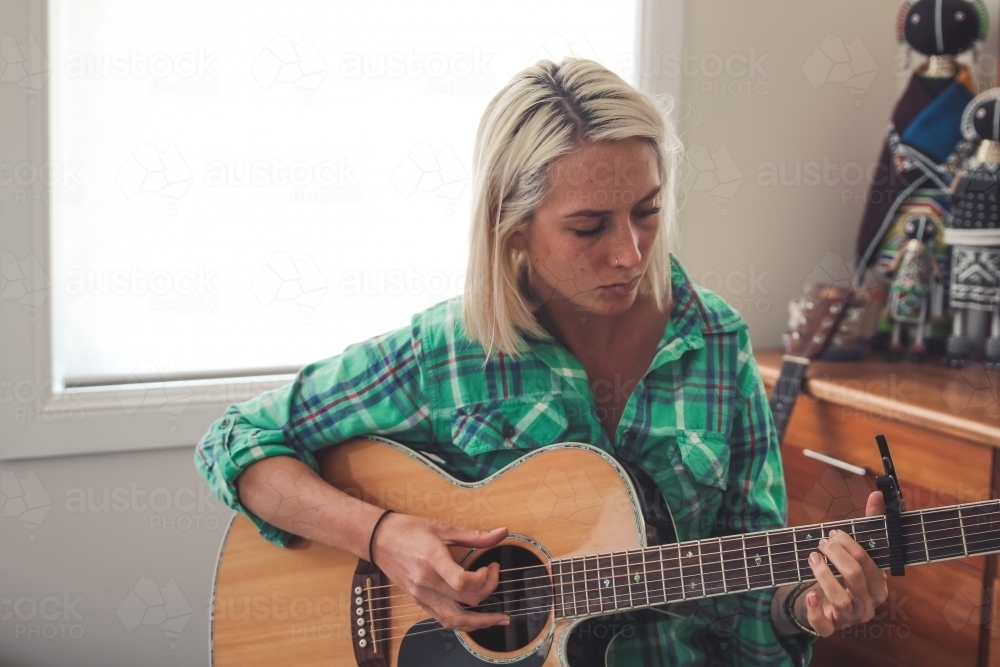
[195,254,815,666]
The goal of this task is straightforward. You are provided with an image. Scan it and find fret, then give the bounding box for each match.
[701,538,726,595]
[957,501,1000,556]
[679,541,703,598]
[626,550,650,608]
[743,533,772,588]
[676,543,687,600]
[768,529,799,585]
[741,534,750,589]
[662,543,683,602]
[919,512,930,562]
[568,556,578,617]
[597,554,615,611]
[552,560,565,619]
[791,529,800,582]
[958,507,969,557]
[765,532,775,584]
[612,552,632,609]
[574,555,586,615]
[924,508,966,561]
[851,517,889,570]
[583,556,598,616]
[721,535,748,592]
[793,526,822,580]
[645,546,666,605]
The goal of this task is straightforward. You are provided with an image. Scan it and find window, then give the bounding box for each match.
[2,0,648,458]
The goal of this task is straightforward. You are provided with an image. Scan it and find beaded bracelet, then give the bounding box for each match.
[783,581,820,637]
[368,509,395,568]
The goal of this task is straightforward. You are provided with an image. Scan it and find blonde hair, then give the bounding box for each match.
[462,57,683,360]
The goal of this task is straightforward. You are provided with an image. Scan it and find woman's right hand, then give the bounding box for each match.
[370,511,512,631]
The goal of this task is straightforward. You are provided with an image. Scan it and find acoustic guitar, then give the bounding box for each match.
[769,283,854,443]
[211,436,1000,667]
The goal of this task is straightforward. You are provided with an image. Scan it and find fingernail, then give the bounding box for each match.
[819,537,829,545]
[829,529,839,537]
[500,618,510,626]
[809,552,822,565]
[807,593,817,607]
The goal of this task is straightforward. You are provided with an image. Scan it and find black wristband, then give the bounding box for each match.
[783,581,820,637]
[368,509,395,568]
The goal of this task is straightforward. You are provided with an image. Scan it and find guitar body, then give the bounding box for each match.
[212,436,650,667]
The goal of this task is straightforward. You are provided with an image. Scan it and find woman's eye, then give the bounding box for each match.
[573,224,604,238]
[636,206,661,218]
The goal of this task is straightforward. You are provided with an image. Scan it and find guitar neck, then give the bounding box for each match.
[550,498,1000,620]
[768,356,810,444]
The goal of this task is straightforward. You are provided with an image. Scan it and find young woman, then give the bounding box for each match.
[195,57,888,666]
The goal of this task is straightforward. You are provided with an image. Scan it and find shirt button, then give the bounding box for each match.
[502,424,515,439]
[623,428,636,441]
[221,418,230,428]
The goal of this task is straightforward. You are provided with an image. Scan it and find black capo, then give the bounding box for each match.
[874,434,907,576]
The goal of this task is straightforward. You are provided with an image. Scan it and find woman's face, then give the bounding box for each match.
[508,137,662,318]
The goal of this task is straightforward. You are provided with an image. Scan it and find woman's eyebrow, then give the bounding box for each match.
[562,185,662,218]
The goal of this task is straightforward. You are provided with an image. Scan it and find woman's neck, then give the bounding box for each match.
[535,291,667,360]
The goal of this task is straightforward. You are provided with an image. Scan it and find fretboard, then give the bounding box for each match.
[549,498,1000,620]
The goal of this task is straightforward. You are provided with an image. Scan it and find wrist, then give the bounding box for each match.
[786,582,820,637]
[368,508,396,566]
[772,583,818,637]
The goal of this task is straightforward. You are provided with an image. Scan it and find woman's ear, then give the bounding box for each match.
[507,231,526,251]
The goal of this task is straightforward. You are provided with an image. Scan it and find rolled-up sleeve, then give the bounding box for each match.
[716,334,817,667]
[194,313,435,547]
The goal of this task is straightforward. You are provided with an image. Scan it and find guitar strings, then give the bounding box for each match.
[359,512,993,612]
[351,521,1000,641]
[357,507,996,605]
[357,496,1000,596]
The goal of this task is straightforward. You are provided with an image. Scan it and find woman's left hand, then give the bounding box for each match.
[799,490,890,636]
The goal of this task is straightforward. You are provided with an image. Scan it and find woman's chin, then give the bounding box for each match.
[573,292,640,317]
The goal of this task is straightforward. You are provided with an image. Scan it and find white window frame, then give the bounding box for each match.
[0,0,682,460]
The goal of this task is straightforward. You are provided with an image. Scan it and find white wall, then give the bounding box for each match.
[3,1,997,666]
[669,0,999,348]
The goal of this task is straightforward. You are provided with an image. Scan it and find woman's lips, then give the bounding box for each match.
[602,276,640,295]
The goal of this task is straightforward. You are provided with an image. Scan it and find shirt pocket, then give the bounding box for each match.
[674,428,731,491]
[450,394,569,457]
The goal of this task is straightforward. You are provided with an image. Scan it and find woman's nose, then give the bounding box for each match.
[607,222,641,267]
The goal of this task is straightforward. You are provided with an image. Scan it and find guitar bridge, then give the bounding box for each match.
[351,559,390,667]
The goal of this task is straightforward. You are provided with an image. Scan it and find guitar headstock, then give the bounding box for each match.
[785,284,854,360]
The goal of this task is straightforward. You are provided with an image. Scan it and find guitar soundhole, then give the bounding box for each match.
[465,545,552,653]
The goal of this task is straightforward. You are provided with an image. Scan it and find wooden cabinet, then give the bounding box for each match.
[756,349,1000,667]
